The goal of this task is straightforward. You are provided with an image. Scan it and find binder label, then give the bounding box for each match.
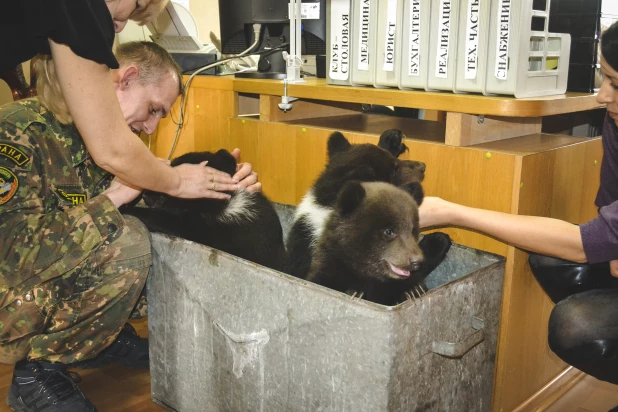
[464,0,481,79]
[435,0,451,78]
[494,0,510,80]
[382,0,397,71]
[358,0,371,71]
[330,0,351,80]
[408,0,421,76]
[301,3,320,19]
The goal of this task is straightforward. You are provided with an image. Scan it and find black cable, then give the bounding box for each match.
[181,43,290,74]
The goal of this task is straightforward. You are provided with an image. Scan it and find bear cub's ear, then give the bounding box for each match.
[336,181,367,216]
[378,129,408,158]
[327,131,352,158]
[400,181,424,206]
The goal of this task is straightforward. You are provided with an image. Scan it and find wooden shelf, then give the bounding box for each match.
[470,133,593,155]
[282,114,446,143]
[281,115,594,156]
[237,78,601,117]
[187,76,603,117]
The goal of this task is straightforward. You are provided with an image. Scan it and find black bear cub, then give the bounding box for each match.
[123,149,286,272]
[286,128,451,305]
[285,129,428,280]
[307,181,451,306]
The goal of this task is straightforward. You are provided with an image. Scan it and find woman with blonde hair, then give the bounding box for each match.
[0,0,245,200]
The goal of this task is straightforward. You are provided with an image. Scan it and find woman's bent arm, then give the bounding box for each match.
[419,197,587,263]
[49,40,183,194]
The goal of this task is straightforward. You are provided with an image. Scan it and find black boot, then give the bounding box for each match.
[7,359,96,412]
[528,253,618,303]
[73,323,149,369]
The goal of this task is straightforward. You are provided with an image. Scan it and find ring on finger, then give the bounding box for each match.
[211,182,217,190]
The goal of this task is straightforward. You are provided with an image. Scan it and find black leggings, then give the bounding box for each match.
[529,254,618,384]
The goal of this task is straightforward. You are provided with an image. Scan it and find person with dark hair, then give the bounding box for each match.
[420,20,618,390]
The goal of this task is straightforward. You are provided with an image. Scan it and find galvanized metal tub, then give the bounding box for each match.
[148,205,505,412]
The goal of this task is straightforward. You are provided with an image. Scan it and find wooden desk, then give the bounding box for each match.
[153,76,604,412]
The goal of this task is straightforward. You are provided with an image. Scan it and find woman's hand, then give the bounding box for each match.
[103,178,143,208]
[231,148,262,192]
[172,162,240,200]
[611,260,618,278]
[418,197,453,229]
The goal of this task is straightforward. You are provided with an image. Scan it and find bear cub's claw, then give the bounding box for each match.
[346,290,365,300]
[403,284,427,302]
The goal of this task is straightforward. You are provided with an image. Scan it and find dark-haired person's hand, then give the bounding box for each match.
[418,196,452,229]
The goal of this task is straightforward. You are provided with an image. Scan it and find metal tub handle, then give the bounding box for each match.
[431,317,485,359]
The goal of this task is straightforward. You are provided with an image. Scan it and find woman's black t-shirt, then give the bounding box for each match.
[0,0,119,71]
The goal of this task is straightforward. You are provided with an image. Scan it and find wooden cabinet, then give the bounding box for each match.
[152,76,604,412]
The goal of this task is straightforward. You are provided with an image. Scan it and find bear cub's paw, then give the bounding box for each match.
[420,232,453,261]
[418,232,453,260]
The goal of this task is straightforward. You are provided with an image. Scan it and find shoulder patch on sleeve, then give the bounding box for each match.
[0,143,31,167]
[0,167,19,205]
[55,188,87,206]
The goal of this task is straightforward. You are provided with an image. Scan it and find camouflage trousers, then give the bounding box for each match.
[0,215,151,364]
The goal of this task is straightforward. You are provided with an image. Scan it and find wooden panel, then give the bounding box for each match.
[228,118,260,167]
[550,140,603,223]
[513,368,585,412]
[259,95,362,122]
[152,87,237,159]
[232,78,603,117]
[423,110,446,122]
[230,118,516,256]
[238,93,259,116]
[184,75,235,91]
[446,113,543,147]
[494,247,567,412]
[492,153,564,412]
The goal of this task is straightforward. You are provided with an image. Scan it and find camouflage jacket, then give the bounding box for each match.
[0,98,124,305]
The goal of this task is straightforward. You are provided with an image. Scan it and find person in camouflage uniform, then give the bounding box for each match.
[0,41,259,412]
[0,96,152,365]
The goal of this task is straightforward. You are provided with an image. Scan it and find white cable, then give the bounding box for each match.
[166,24,262,160]
[219,67,258,76]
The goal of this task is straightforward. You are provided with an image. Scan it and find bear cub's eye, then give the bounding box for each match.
[383,228,396,238]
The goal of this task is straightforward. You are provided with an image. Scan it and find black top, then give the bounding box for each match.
[0,0,118,71]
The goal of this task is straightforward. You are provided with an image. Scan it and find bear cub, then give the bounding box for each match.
[122,149,286,272]
[286,129,428,280]
[308,180,451,305]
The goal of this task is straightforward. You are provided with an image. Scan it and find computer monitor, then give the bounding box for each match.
[218,0,326,78]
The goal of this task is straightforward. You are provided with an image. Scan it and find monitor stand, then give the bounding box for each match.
[235,50,289,80]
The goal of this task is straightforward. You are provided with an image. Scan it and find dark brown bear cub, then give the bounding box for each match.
[307,181,451,306]
[285,129,427,280]
[122,149,286,272]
